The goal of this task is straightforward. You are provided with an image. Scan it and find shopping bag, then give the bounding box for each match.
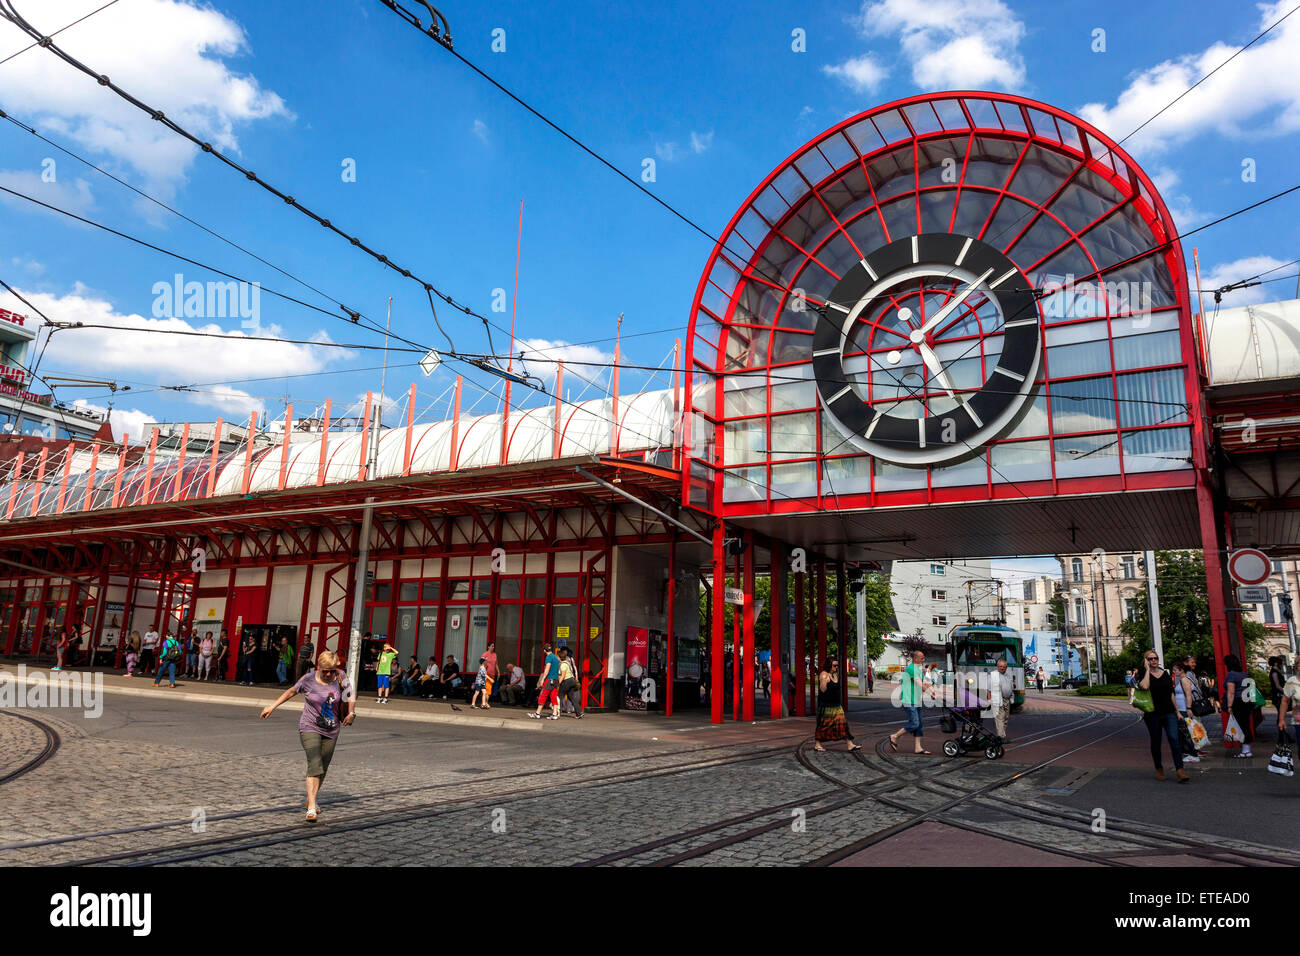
[1268,740,1294,777]
[1131,689,1154,713]
[1224,714,1246,743]
[1185,716,1210,751]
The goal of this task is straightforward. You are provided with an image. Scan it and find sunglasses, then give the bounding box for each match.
[319,669,338,677]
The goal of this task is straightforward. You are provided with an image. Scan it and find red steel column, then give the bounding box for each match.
[732,548,742,720]
[710,521,725,725]
[742,530,756,722]
[793,567,806,717]
[769,542,784,720]
[816,557,828,708]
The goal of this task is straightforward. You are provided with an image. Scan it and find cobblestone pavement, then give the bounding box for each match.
[2,693,1298,867]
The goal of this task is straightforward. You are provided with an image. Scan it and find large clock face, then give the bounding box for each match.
[812,232,1042,466]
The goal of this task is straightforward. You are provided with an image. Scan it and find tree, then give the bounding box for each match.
[1117,550,1269,670]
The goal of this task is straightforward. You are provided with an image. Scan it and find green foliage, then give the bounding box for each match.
[1076,683,1129,697]
[1116,550,1270,669]
[696,569,894,663]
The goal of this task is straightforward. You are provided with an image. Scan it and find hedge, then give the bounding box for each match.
[1075,684,1129,697]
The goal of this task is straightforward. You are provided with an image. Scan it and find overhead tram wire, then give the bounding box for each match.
[377,0,1300,396]
[7,9,1293,522]
[0,0,513,364]
[0,0,122,68]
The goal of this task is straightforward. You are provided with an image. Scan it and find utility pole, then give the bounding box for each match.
[1145,550,1164,664]
[346,496,376,693]
[1088,562,1104,684]
[1281,561,1298,656]
[370,296,392,478]
[856,581,867,698]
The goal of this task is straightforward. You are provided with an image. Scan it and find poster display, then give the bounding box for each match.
[624,626,649,712]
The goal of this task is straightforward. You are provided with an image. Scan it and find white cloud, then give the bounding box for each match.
[655,131,713,163]
[517,338,614,389]
[0,285,353,420]
[0,0,292,195]
[1077,2,1300,155]
[826,0,1026,94]
[69,398,154,443]
[654,141,681,162]
[1148,166,1208,233]
[0,168,95,217]
[472,118,489,143]
[1192,255,1295,307]
[822,54,889,94]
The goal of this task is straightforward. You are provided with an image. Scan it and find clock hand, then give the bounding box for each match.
[909,268,994,341]
[916,341,956,398]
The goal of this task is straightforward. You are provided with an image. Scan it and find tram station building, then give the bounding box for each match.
[1,92,1297,723]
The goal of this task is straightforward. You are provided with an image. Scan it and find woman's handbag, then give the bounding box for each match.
[1268,731,1294,777]
[1131,689,1154,713]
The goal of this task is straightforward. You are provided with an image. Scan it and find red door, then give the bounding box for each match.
[226,586,268,679]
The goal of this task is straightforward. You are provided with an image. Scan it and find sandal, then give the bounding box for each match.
[888,737,898,752]
[848,744,862,752]
[813,744,827,752]
[305,808,318,823]
[916,749,933,755]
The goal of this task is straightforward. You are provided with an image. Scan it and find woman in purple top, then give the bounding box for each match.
[260,649,356,822]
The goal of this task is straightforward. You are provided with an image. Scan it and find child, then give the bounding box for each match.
[470,656,489,709]
[125,647,139,677]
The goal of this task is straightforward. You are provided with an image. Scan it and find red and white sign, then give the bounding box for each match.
[0,363,26,385]
[0,308,27,327]
[1227,548,1271,586]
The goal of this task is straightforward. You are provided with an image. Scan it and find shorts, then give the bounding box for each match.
[484,677,494,696]
[299,731,337,778]
[377,675,390,690]
[537,680,558,708]
[902,706,923,736]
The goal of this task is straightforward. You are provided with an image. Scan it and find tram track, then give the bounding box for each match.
[0,728,811,856]
[57,738,809,866]
[0,710,60,786]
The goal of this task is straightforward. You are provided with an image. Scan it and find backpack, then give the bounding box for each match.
[161,639,182,663]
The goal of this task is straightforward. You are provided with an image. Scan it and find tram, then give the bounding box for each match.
[949,624,1026,712]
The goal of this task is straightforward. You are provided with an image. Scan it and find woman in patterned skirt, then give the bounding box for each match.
[814,658,862,753]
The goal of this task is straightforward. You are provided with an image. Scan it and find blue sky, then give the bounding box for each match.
[0,0,1297,455]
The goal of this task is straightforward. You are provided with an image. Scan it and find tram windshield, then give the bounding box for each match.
[955,641,1020,667]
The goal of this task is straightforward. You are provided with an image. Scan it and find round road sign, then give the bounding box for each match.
[1027,654,1039,665]
[1227,548,1271,587]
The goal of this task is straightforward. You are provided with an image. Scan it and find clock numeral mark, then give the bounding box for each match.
[988,268,1018,289]
[864,414,881,440]
[827,385,853,404]
[1003,318,1038,328]
[955,237,973,267]
[823,300,849,313]
[813,347,840,357]
[859,258,878,281]
[963,403,984,428]
[994,367,1025,382]
[917,418,926,449]
[911,236,919,264]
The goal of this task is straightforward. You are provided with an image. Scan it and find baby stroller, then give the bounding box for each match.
[940,705,1005,759]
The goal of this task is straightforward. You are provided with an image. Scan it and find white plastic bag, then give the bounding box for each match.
[1224,714,1246,744]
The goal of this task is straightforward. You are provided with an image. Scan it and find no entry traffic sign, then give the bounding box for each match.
[1227,548,1272,587]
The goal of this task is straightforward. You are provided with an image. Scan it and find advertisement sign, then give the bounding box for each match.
[99,601,125,648]
[624,626,649,712]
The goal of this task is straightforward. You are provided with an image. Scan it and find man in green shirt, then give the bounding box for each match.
[376,643,398,704]
[889,650,933,754]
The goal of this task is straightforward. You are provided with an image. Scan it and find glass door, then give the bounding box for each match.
[393,607,418,665]
[466,604,490,672]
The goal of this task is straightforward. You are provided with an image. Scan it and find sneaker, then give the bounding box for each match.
[51,666,61,671]
[1231,751,1252,759]
[1176,770,1190,783]
[546,715,559,720]
[1182,755,1200,763]
[528,713,542,719]
[1154,769,1166,781]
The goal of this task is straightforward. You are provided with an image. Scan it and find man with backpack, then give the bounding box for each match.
[153,632,182,687]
